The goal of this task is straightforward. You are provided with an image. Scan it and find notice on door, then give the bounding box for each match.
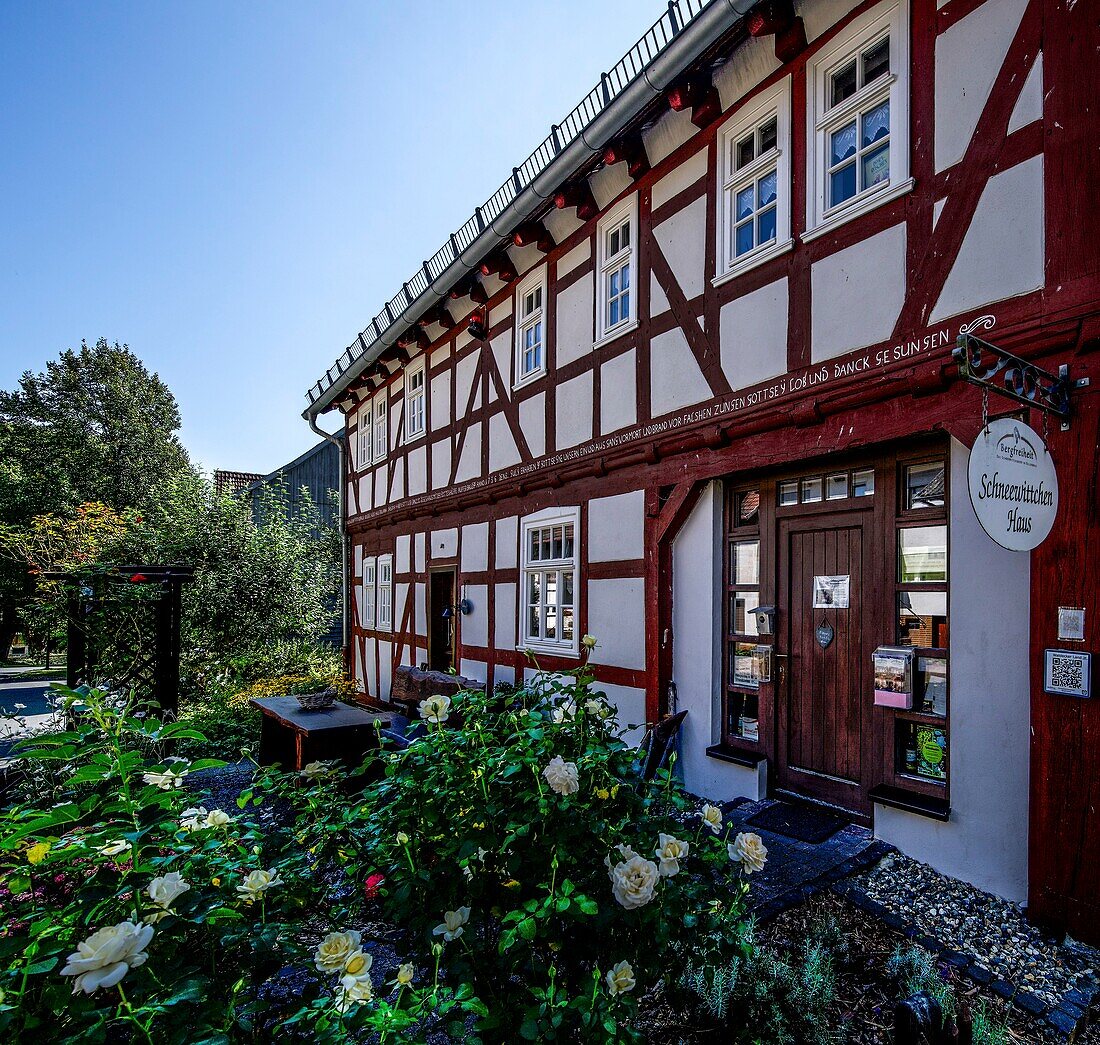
[813,575,850,608]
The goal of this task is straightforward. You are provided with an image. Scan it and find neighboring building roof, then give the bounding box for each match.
[213,469,265,496]
[304,0,755,417]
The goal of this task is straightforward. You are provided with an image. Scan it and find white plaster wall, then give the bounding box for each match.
[455,351,481,413]
[651,272,671,318]
[407,445,426,496]
[461,522,489,573]
[489,299,513,328]
[672,482,767,803]
[556,275,595,366]
[494,582,517,649]
[395,534,411,574]
[935,0,1030,172]
[1008,52,1043,135]
[431,527,458,560]
[365,641,377,701]
[519,391,546,458]
[597,682,648,743]
[358,475,371,513]
[414,532,426,573]
[556,239,591,280]
[931,156,1045,323]
[811,223,906,362]
[712,33,781,110]
[489,412,522,473]
[795,0,861,44]
[496,516,518,569]
[601,350,637,434]
[459,658,487,685]
[462,584,489,647]
[720,278,789,390]
[377,640,393,701]
[490,332,511,394]
[395,583,410,631]
[556,371,593,450]
[589,162,633,210]
[587,578,645,671]
[431,438,451,490]
[543,207,583,245]
[414,582,426,637]
[652,149,707,210]
[390,467,404,503]
[652,196,707,301]
[354,643,365,694]
[588,490,645,561]
[507,243,543,280]
[642,106,697,166]
[875,439,1030,902]
[455,421,482,483]
[650,328,712,417]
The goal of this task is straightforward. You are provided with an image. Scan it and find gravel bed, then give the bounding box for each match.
[849,851,1100,1011]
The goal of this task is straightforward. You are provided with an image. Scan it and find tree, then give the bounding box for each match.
[0,339,190,657]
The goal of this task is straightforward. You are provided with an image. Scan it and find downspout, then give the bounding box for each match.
[307,413,351,678]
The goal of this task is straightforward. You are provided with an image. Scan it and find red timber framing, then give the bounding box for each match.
[336,0,1100,940]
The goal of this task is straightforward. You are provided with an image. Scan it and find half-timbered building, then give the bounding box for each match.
[304,0,1100,942]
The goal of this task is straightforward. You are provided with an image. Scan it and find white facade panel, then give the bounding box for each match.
[556,274,595,366]
[587,578,645,671]
[494,582,517,650]
[488,412,522,473]
[556,239,591,281]
[460,522,490,573]
[495,516,519,569]
[588,490,645,562]
[519,391,546,459]
[455,421,482,482]
[407,445,426,497]
[1008,51,1043,135]
[556,371,593,450]
[651,149,707,210]
[431,438,451,490]
[720,277,789,390]
[395,534,411,574]
[811,223,907,363]
[431,527,458,560]
[652,196,707,302]
[600,349,637,435]
[650,327,712,418]
[461,585,489,647]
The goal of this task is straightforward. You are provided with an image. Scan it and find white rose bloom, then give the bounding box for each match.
[334,971,374,1011]
[543,756,580,796]
[205,809,232,828]
[343,950,372,979]
[96,839,132,857]
[60,921,154,994]
[419,694,451,723]
[581,634,598,651]
[179,807,209,832]
[653,833,690,877]
[610,855,660,910]
[604,843,639,880]
[142,767,187,790]
[728,832,768,874]
[236,868,284,903]
[432,907,470,942]
[396,962,414,986]
[147,872,190,912]
[314,930,362,974]
[605,960,636,996]
[584,697,611,719]
[300,760,337,781]
[701,803,723,835]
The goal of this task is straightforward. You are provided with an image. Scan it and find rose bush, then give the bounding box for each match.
[348,655,758,1042]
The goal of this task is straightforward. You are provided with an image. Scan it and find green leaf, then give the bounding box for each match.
[517,917,536,941]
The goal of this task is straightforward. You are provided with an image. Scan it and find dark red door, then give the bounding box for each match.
[776,511,871,817]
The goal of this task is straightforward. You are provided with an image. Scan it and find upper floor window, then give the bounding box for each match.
[357,402,372,470]
[515,268,547,384]
[806,0,910,236]
[405,360,426,442]
[362,558,376,629]
[520,507,580,655]
[372,394,388,462]
[717,77,792,280]
[377,554,393,632]
[595,195,638,345]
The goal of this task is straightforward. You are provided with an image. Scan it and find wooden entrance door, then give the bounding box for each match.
[776,510,872,817]
[428,569,456,672]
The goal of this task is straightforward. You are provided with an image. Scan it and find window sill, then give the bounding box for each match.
[512,369,546,392]
[592,319,639,352]
[402,433,426,447]
[516,642,581,660]
[869,783,950,822]
[712,238,794,289]
[802,177,914,244]
[705,744,767,769]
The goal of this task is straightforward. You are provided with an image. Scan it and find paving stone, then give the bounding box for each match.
[1047,1006,1081,1036]
[1015,990,1047,1017]
[990,977,1017,1000]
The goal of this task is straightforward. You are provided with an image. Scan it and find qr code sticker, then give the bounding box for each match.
[1046,651,1090,697]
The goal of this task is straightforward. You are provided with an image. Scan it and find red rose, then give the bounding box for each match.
[364,873,385,899]
[129,573,148,583]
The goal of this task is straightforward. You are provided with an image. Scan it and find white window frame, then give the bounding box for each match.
[805,0,911,240]
[362,558,376,629]
[514,266,547,386]
[594,194,638,347]
[357,402,372,471]
[404,359,426,442]
[714,77,793,285]
[372,393,388,462]
[519,506,581,657]
[376,554,393,632]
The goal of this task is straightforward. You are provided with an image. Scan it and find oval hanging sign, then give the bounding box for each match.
[967,417,1059,551]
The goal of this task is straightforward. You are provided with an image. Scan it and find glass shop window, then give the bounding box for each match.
[724,486,764,746]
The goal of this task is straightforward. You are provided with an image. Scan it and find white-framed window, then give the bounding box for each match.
[372,393,388,462]
[357,402,372,470]
[595,195,638,346]
[514,267,547,384]
[362,558,376,629]
[404,360,426,442]
[520,507,580,655]
[806,0,910,238]
[716,77,792,281]
[377,554,392,632]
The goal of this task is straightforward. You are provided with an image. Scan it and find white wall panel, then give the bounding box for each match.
[588,490,645,562]
[495,517,518,569]
[1008,52,1043,134]
[519,391,546,459]
[650,327,712,418]
[430,369,450,433]
[488,412,522,473]
[431,527,458,560]
[461,585,489,647]
[556,372,593,450]
[811,223,906,362]
[720,277,789,390]
[712,33,781,109]
[407,445,426,496]
[556,239,591,280]
[642,106,696,166]
[395,534,411,574]
[460,522,490,573]
[587,578,645,671]
[431,438,451,490]
[555,275,595,366]
[652,149,707,210]
[600,349,637,435]
[494,582,517,649]
[455,421,482,483]
[589,162,633,210]
[652,197,707,302]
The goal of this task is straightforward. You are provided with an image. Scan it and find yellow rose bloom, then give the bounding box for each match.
[25,842,50,865]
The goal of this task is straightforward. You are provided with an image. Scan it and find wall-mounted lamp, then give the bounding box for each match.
[441,599,473,620]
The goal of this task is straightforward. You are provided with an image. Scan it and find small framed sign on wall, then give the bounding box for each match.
[1044,650,1092,698]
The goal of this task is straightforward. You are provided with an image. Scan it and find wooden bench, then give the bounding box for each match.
[251,695,391,772]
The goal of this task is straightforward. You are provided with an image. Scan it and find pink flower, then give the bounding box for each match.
[364,873,385,900]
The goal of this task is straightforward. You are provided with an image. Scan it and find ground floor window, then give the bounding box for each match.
[520,507,579,655]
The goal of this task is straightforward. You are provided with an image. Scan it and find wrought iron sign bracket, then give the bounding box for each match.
[953,332,1086,430]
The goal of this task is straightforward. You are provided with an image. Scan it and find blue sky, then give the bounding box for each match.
[0,0,649,473]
